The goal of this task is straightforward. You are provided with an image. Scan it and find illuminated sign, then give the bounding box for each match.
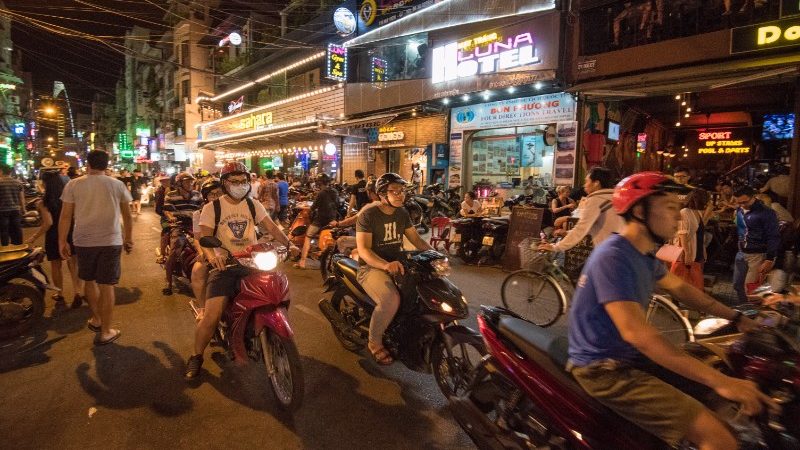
[432,31,540,84]
[371,57,387,83]
[636,133,647,153]
[228,96,244,114]
[696,129,751,154]
[731,17,800,53]
[135,127,150,137]
[333,7,356,36]
[13,123,24,135]
[326,43,348,81]
[324,142,337,156]
[219,32,242,47]
[378,125,404,141]
[238,112,273,130]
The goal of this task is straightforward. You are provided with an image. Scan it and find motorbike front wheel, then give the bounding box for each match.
[457,240,481,264]
[431,327,486,398]
[0,283,45,339]
[258,328,304,412]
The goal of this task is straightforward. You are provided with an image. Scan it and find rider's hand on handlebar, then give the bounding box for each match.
[714,376,780,417]
[538,242,555,252]
[209,255,228,271]
[288,245,300,258]
[383,261,404,276]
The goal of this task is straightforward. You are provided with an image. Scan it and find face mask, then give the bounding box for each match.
[228,184,249,200]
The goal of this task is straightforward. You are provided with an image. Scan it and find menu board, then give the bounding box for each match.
[502,206,544,271]
[554,121,577,185]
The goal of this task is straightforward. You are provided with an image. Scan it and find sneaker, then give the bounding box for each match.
[185,354,204,379]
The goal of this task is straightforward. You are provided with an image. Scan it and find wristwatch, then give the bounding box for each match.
[730,311,744,326]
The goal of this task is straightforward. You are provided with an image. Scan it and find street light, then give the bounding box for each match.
[44,107,55,115]
[47,136,54,142]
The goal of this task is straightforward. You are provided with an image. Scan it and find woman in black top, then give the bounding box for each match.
[25,170,85,307]
[551,185,577,237]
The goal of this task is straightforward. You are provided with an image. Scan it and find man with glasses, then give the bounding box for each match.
[732,185,781,305]
[356,173,432,365]
[185,162,297,379]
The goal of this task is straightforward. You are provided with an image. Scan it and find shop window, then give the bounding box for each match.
[580,1,780,56]
[181,79,190,103]
[469,126,554,187]
[353,33,428,82]
[180,41,190,66]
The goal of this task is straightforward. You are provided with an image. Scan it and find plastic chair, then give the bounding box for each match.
[429,217,452,252]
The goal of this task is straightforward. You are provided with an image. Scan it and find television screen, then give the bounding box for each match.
[607,121,620,141]
[762,114,795,140]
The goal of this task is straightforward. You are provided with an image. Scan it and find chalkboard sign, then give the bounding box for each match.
[503,206,544,271]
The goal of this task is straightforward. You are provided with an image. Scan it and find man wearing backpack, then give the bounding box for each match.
[185,162,298,379]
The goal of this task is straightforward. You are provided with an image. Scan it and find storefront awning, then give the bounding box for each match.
[568,55,800,99]
[198,123,326,150]
[343,0,556,47]
[326,112,398,130]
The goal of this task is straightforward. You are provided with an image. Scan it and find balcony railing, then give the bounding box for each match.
[580,0,781,56]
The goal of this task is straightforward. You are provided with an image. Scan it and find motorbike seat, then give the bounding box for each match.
[498,316,569,367]
[336,257,361,285]
[0,250,28,264]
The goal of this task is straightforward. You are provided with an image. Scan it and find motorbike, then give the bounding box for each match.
[477,217,509,265]
[425,183,457,220]
[450,305,800,449]
[318,250,485,398]
[404,185,430,234]
[160,214,199,296]
[287,201,313,248]
[318,226,356,281]
[0,244,53,339]
[195,236,304,411]
[450,217,485,264]
[21,196,42,228]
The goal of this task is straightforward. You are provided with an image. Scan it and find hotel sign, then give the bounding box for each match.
[432,30,541,84]
[731,16,800,53]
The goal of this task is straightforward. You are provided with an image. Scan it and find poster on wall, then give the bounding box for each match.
[554,121,578,186]
[448,132,463,188]
[520,134,544,168]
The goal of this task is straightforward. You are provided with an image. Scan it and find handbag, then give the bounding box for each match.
[655,244,684,264]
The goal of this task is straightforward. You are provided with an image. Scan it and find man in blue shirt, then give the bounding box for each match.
[276,172,289,223]
[568,172,774,449]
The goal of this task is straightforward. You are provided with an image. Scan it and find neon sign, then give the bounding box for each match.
[228,95,244,114]
[731,17,800,53]
[636,133,647,153]
[697,129,750,154]
[432,31,540,84]
[371,57,387,83]
[238,112,273,130]
[326,43,348,81]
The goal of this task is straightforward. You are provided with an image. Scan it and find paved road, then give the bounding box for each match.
[0,209,509,449]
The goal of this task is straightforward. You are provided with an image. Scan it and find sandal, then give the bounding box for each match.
[86,320,101,333]
[95,329,121,346]
[370,346,394,366]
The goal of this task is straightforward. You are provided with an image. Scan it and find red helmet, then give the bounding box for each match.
[220,161,248,180]
[612,171,691,214]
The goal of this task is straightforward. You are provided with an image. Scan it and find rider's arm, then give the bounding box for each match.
[356,230,392,270]
[404,226,433,251]
[657,272,756,330]
[198,225,220,263]
[334,214,358,228]
[551,197,600,252]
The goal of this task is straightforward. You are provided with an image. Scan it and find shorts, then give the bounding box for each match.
[75,246,123,285]
[44,228,73,261]
[570,359,707,446]
[306,224,321,237]
[205,266,249,299]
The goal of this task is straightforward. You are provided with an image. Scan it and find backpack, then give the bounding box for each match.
[212,197,257,237]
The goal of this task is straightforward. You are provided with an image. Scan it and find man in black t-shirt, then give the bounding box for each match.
[356,173,433,365]
[347,169,370,216]
[297,173,339,268]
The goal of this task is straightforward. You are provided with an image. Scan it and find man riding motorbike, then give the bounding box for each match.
[189,178,223,321]
[185,162,298,379]
[297,173,339,269]
[567,172,777,449]
[355,173,433,365]
[162,173,203,293]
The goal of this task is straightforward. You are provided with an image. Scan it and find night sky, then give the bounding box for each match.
[5,0,166,112]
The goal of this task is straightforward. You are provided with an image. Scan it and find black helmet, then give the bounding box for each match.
[375,173,407,194]
[315,173,331,185]
[200,178,221,201]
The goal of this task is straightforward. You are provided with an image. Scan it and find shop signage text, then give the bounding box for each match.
[378,125,404,141]
[731,17,800,53]
[327,43,348,81]
[432,31,541,84]
[238,112,273,131]
[636,133,647,153]
[228,95,244,114]
[450,93,575,131]
[371,57,387,83]
[697,129,750,154]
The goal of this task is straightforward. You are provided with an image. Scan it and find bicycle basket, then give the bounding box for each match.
[563,235,593,281]
[519,238,546,272]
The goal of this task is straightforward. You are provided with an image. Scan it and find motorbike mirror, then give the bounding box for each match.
[199,236,223,248]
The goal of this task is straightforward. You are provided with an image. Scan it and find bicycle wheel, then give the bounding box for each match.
[501,270,567,327]
[645,295,694,345]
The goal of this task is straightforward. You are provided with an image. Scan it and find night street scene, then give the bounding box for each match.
[2,1,800,449]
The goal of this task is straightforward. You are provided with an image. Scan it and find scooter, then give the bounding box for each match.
[450,216,485,264]
[21,197,41,228]
[195,236,304,411]
[318,250,485,398]
[317,226,356,281]
[0,244,54,339]
[287,201,313,248]
[477,217,509,265]
[161,215,198,296]
[450,305,799,449]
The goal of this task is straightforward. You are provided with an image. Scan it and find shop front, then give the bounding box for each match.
[365,115,448,185]
[448,92,578,196]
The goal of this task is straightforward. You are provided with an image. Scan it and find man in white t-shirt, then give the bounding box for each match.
[59,150,133,345]
[185,162,297,379]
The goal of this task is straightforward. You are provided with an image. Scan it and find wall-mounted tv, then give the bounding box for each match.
[607,120,620,141]
[762,114,795,141]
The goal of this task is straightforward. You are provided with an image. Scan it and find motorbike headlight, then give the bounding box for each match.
[431,258,451,277]
[253,251,279,271]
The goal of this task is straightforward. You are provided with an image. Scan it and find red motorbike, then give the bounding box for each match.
[449,305,799,449]
[196,236,304,411]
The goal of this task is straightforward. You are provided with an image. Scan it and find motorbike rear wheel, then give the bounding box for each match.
[457,240,481,264]
[258,328,304,412]
[319,247,335,282]
[0,283,44,339]
[432,328,486,398]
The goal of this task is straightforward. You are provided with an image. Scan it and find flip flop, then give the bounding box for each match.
[95,329,121,346]
[86,321,101,333]
[370,346,394,366]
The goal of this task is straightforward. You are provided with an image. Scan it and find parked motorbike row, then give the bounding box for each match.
[404,183,461,234]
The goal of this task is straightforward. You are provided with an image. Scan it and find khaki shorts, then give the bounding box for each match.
[570,360,706,446]
[742,253,765,284]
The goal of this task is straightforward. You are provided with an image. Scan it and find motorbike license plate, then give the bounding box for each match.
[450,233,461,243]
[482,236,494,246]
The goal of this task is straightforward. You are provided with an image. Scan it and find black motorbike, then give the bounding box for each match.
[318,250,485,398]
[451,217,485,264]
[477,217,509,265]
[0,245,52,339]
[160,210,199,296]
[404,185,430,234]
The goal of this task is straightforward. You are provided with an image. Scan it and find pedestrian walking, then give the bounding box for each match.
[128,169,147,215]
[0,163,25,246]
[257,170,279,220]
[25,170,86,307]
[276,172,289,223]
[731,185,781,305]
[59,150,133,345]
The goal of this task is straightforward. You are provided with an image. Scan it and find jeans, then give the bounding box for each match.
[733,251,765,305]
[0,210,23,246]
